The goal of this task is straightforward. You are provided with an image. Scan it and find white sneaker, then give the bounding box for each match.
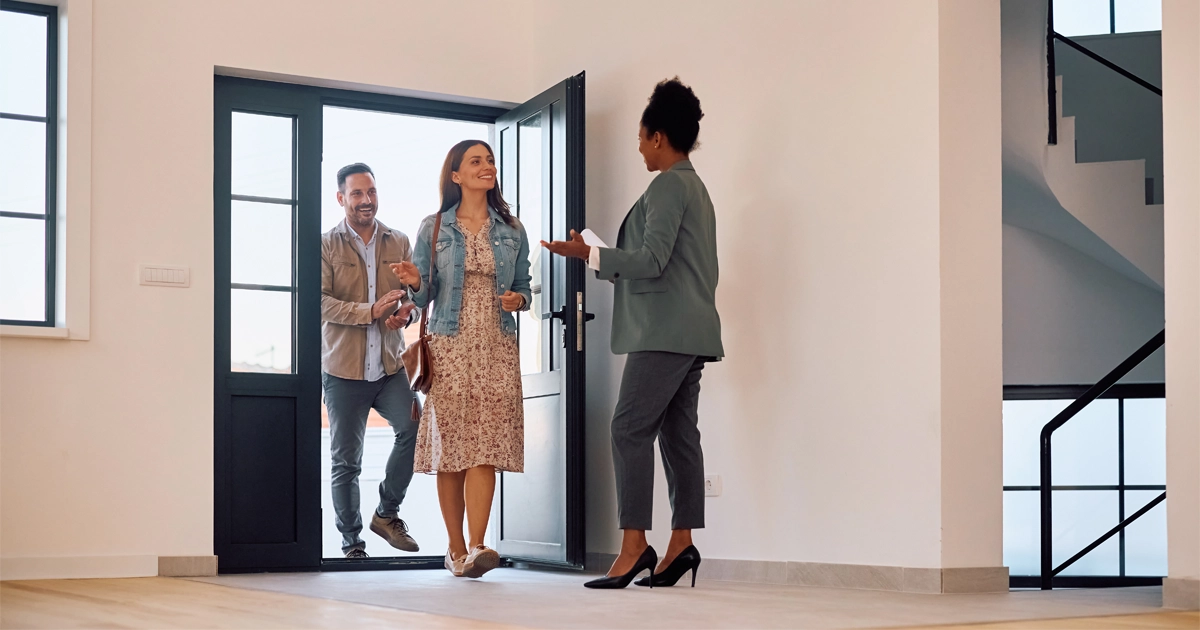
[444,549,465,577]
[461,545,500,579]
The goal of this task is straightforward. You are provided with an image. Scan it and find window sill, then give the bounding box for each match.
[1,325,71,339]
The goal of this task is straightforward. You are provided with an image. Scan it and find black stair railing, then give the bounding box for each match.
[1039,329,1166,590]
[1046,0,1162,147]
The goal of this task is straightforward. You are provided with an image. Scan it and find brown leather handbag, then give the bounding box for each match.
[401,213,442,419]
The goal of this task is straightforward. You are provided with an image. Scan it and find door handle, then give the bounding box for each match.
[547,307,594,323]
[550,294,595,351]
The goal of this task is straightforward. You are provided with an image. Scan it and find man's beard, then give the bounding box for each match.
[349,205,374,225]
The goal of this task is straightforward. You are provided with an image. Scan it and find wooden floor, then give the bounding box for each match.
[1,576,1196,629]
[915,611,1200,629]
[0,577,515,629]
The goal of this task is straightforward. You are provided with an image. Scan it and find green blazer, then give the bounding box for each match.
[597,160,724,358]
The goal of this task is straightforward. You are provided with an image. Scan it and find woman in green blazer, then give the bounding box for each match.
[544,78,722,589]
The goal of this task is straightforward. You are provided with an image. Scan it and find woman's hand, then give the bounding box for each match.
[541,230,590,260]
[390,261,421,290]
[498,291,525,313]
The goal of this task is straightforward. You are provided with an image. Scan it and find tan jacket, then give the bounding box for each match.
[321,220,417,380]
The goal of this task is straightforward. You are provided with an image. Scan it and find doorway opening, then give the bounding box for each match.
[317,107,491,560]
[213,74,587,574]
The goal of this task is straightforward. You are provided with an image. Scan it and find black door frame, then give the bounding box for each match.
[214,75,585,573]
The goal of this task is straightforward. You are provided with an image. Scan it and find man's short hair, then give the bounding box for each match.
[337,163,374,192]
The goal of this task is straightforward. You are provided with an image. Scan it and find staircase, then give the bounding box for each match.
[1044,75,1164,288]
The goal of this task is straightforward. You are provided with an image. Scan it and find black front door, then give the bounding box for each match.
[213,78,323,571]
[214,74,587,572]
[494,74,587,568]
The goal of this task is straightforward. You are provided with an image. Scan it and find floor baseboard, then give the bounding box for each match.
[583,553,1008,593]
[1,555,157,581]
[158,556,218,577]
[1164,577,1200,610]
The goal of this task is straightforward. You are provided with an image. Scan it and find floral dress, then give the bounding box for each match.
[414,218,524,473]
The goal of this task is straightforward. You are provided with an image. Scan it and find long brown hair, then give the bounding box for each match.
[438,140,515,226]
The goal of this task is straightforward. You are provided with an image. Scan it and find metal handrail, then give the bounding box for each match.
[1046,0,1163,146]
[1054,33,1162,96]
[1039,329,1165,589]
[1052,492,1166,577]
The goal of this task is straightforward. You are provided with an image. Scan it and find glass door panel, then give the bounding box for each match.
[228,112,297,375]
[518,112,547,375]
[231,112,295,200]
[230,200,294,287]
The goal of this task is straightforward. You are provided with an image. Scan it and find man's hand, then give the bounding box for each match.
[498,291,525,313]
[390,261,421,289]
[371,289,406,320]
[385,301,417,330]
[541,229,590,260]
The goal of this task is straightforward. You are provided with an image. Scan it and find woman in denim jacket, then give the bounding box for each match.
[392,140,532,578]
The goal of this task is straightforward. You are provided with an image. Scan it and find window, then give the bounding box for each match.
[1054,0,1162,37]
[1002,386,1167,579]
[228,111,297,373]
[1,1,58,326]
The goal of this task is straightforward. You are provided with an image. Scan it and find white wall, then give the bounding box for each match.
[937,0,1005,568]
[1004,224,1165,385]
[532,0,1002,568]
[1162,0,1200,584]
[2,0,1007,573]
[0,0,537,566]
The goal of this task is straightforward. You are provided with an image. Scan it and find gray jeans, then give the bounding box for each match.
[322,371,418,552]
[611,351,707,531]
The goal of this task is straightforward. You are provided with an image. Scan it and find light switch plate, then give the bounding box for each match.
[140,264,190,288]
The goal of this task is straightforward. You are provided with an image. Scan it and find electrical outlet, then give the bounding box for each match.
[704,474,722,497]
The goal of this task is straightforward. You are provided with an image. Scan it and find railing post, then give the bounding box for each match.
[1040,426,1053,590]
[1047,0,1058,146]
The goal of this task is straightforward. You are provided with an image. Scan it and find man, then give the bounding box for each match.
[321,162,421,558]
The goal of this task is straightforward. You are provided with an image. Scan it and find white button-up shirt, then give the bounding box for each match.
[346,219,385,382]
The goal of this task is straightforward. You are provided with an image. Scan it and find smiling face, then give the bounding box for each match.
[637,125,663,172]
[451,143,497,193]
[337,172,378,230]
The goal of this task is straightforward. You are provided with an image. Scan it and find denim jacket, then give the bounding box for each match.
[408,203,533,336]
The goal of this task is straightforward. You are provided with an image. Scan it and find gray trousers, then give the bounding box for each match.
[611,351,707,531]
[322,371,418,552]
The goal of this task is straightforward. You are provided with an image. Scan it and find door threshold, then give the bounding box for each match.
[321,556,447,571]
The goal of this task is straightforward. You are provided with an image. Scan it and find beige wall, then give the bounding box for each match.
[1162,0,1200,583]
[531,0,1001,568]
[2,0,1008,573]
[0,0,536,565]
[937,0,1004,568]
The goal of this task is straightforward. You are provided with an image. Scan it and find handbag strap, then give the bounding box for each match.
[417,211,442,339]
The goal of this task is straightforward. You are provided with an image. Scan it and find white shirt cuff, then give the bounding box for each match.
[588,245,601,271]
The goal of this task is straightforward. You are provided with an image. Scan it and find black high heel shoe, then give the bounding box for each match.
[634,545,702,587]
[583,546,657,589]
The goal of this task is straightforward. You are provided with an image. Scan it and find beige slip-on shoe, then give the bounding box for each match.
[461,545,500,579]
[444,549,465,577]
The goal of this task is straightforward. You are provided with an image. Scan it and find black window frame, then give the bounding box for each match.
[1,0,59,327]
[1003,383,1167,584]
[1053,0,1162,36]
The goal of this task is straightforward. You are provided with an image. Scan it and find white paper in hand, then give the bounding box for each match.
[579,228,607,249]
